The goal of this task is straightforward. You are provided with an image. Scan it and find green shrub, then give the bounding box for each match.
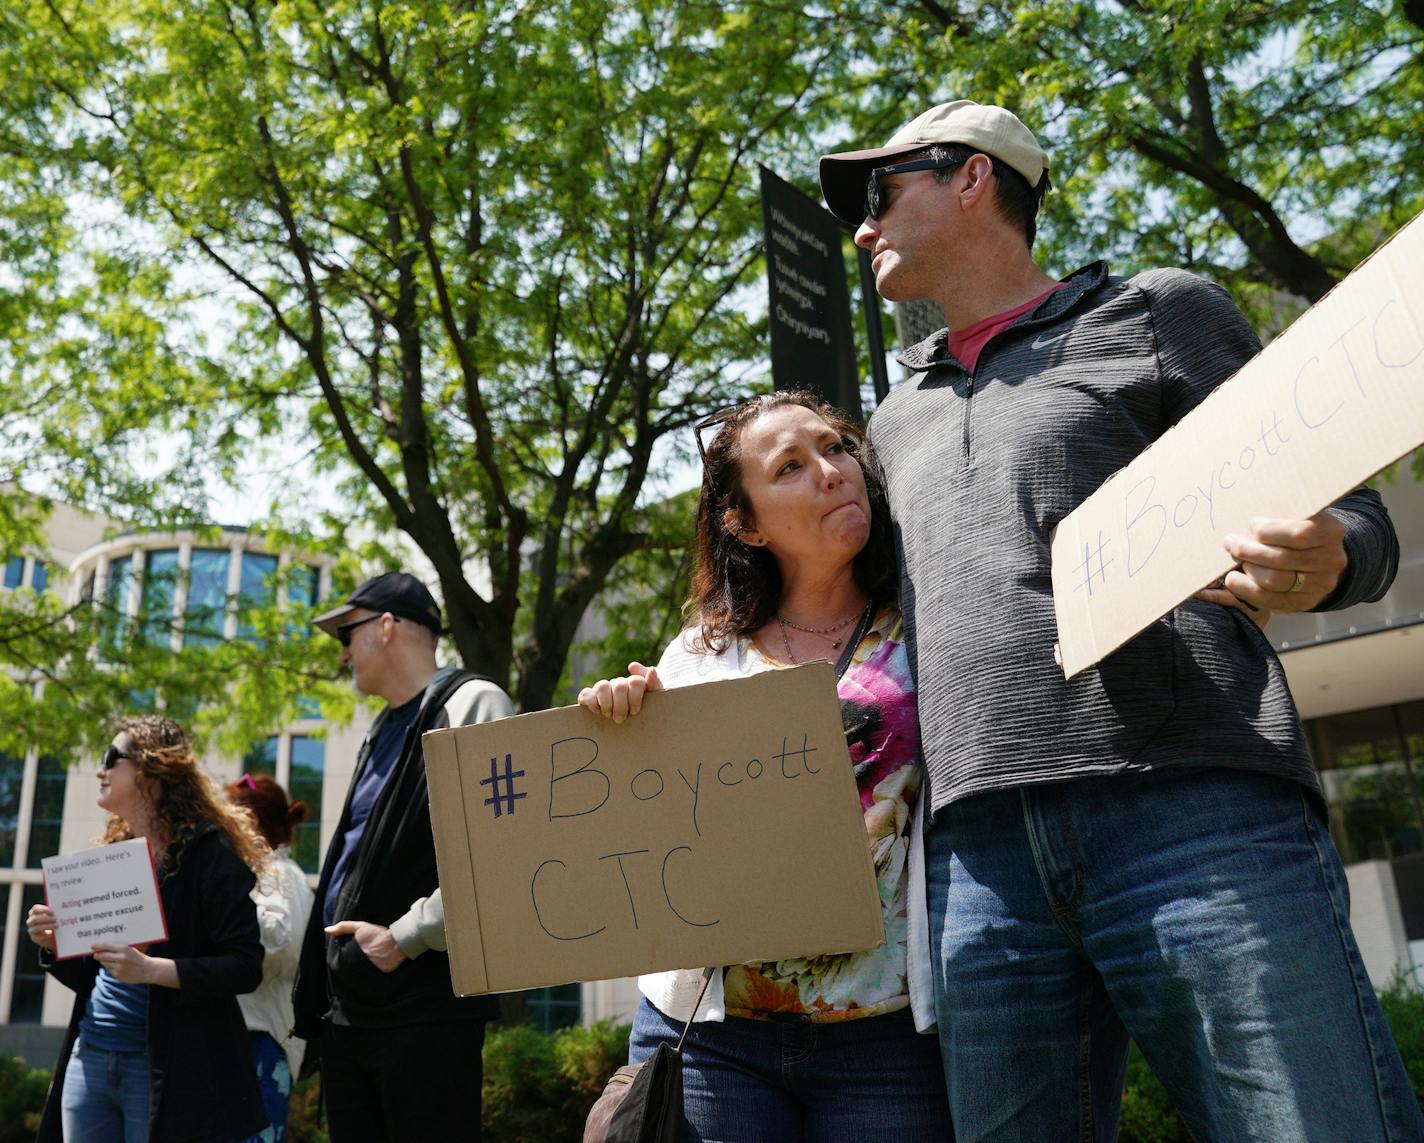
[287,1072,329,1143]
[482,1020,630,1143]
[0,1053,51,1143]
[1119,1045,1192,1143]
[1380,972,1424,1110]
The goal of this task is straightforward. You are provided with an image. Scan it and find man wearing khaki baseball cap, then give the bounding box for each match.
[819,103,1419,1141]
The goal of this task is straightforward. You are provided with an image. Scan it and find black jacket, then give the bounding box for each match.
[293,668,501,1039]
[38,823,266,1142]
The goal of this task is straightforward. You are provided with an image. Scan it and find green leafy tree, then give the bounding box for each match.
[832,0,1424,320]
[0,0,849,739]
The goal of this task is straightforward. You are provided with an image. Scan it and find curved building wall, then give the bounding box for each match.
[0,525,374,1047]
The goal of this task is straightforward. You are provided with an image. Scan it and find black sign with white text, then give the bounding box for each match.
[759,167,862,422]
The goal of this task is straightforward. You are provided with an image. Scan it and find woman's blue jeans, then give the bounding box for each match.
[928,765,1424,1142]
[60,1037,150,1142]
[630,1000,952,1142]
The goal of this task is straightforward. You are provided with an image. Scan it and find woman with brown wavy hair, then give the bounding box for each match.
[580,391,950,1141]
[26,715,269,1142]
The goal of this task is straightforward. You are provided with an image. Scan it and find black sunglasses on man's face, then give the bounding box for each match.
[864,155,965,220]
[335,613,386,647]
[101,745,134,771]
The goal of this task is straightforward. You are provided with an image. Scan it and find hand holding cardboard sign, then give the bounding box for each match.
[578,663,664,722]
[26,904,57,953]
[1221,511,1348,613]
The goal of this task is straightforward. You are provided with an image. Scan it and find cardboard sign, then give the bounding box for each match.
[423,662,884,995]
[1052,211,1424,678]
[42,839,167,959]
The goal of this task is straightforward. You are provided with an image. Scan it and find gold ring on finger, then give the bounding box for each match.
[1289,571,1307,593]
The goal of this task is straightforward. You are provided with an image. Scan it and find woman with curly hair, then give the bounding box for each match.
[26,714,269,1142]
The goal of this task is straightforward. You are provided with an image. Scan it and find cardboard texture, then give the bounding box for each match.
[1052,210,1424,678]
[423,662,883,995]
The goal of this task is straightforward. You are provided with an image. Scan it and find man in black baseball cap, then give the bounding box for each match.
[296,570,512,1141]
[313,571,444,639]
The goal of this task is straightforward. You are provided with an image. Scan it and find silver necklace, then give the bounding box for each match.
[775,606,864,649]
[776,602,872,663]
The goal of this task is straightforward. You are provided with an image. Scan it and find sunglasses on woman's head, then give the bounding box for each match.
[693,407,741,462]
[101,745,135,771]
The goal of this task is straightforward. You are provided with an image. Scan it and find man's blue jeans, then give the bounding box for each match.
[630,1000,952,1142]
[927,766,1424,1142]
[60,1037,150,1142]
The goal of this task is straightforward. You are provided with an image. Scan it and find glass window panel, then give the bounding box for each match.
[287,565,319,609]
[141,548,181,645]
[1318,706,1405,769]
[242,737,278,779]
[26,755,67,868]
[288,736,324,873]
[9,883,48,1022]
[238,553,279,640]
[31,561,48,593]
[1400,701,1424,767]
[104,555,133,653]
[185,549,230,647]
[3,556,22,589]
[526,984,582,1032]
[0,751,24,867]
[1336,766,1424,862]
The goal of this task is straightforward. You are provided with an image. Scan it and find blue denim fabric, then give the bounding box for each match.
[60,1037,150,1142]
[927,766,1424,1143]
[630,1000,952,1142]
[239,1031,291,1142]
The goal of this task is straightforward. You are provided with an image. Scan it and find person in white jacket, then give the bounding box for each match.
[580,391,949,1142]
[227,774,315,1142]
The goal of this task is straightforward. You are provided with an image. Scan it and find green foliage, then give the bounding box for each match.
[288,1073,329,1143]
[1381,971,1424,1109]
[1120,1045,1193,1143]
[481,1020,631,1143]
[834,0,1424,320]
[0,1053,50,1142]
[0,0,855,720]
[0,506,360,760]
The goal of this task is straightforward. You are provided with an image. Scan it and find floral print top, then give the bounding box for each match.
[722,603,922,1022]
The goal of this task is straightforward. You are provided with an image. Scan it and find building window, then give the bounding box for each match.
[8,883,48,1023]
[288,565,319,609]
[0,751,24,866]
[141,548,181,645]
[185,548,230,647]
[26,755,68,868]
[31,560,48,593]
[526,984,582,1032]
[104,555,134,651]
[2,556,23,589]
[238,552,280,640]
[243,737,278,779]
[289,736,324,873]
[1309,700,1424,864]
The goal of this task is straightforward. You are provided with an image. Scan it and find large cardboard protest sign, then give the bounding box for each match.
[424,663,883,995]
[1052,212,1424,679]
[42,839,167,959]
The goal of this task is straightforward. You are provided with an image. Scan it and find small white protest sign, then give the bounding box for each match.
[42,839,167,959]
[1052,210,1424,678]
